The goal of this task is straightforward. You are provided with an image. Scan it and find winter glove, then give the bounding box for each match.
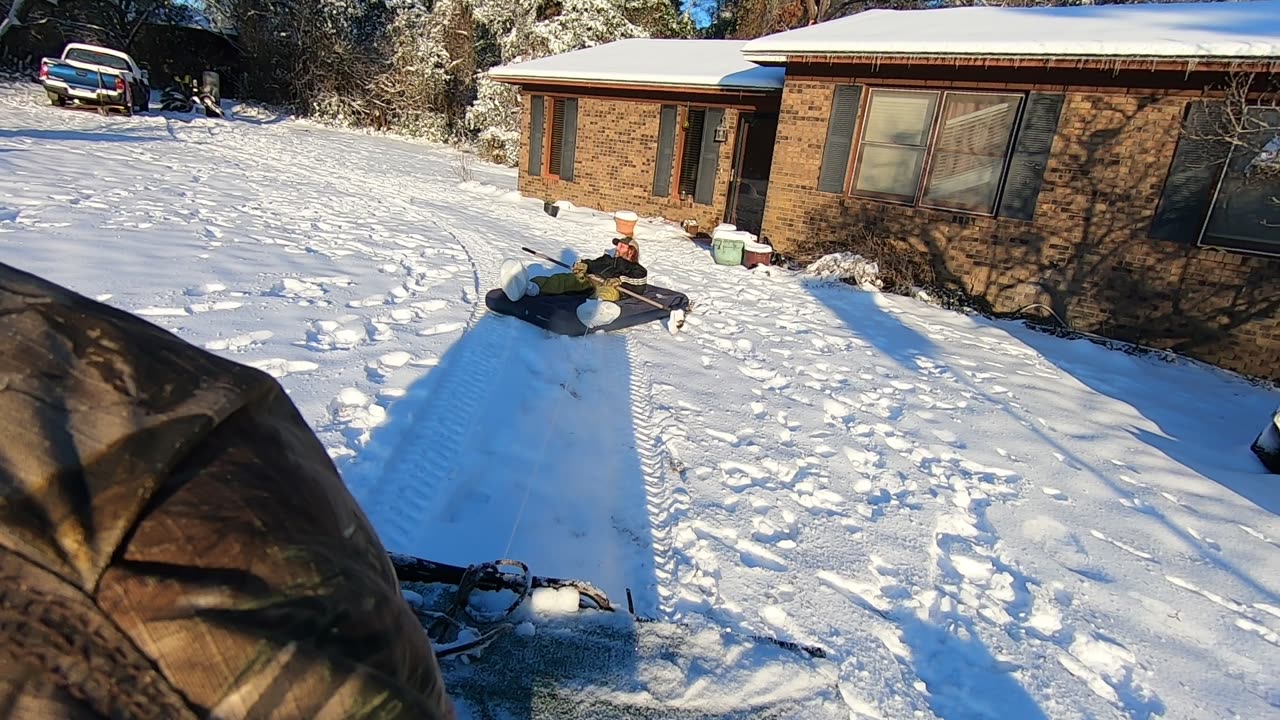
[594,278,622,303]
[572,260,588,279]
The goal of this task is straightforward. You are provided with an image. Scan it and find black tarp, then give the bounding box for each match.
[485,284,689,336]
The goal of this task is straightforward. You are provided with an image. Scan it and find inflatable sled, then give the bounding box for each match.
[485,284,689,335]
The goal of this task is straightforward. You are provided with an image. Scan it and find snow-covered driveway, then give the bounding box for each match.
[2,82,1277,719]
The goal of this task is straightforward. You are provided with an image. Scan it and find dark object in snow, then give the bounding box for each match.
[398,563,845,719]
[161,84,192,112]
[543,201,560,217]
[390,554,615,661]
[391,552,829,663]
[1253,407,1280,473]
[161,72,224,117]
[0,263,453,719]
[391,553,613,613]
[485,282,688,335]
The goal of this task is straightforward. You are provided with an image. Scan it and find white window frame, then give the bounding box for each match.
[849,88,1025,216]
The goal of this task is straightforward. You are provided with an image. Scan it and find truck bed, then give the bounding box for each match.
[45,61,120,94]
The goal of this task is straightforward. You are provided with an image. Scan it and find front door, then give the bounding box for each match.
[724,112,779,237]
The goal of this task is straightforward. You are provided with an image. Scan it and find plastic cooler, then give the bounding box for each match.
[742,239,772,268]
[711,226,751,266]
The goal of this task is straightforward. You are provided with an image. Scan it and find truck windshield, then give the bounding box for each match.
[65,49,130,72]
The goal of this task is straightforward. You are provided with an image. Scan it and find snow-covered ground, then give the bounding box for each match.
[2,82,1278,719]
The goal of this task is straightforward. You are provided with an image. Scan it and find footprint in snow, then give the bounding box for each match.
[1184,526,1222,552]
[184,282,227,296]
[205,330,273,352]
[375,308,417,325]
[366,351,416,381]
[268,278,326,299]
[135,306,190,317]
[248,358,320,379]
[188,301,244,313]
[1057,633,1162,714]
[1041,487,1069,501]
[706,428,740,445]
[1089,529,1155,561]
[419,321,465,337]
[1117,496,1158,515]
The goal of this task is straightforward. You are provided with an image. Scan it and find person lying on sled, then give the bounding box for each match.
[502,237,647,303]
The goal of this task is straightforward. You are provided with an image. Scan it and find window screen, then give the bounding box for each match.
[852,90,938,202]
[1201,107,1280,255]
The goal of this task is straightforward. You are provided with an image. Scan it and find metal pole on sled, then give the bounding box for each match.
[520,246,669,312]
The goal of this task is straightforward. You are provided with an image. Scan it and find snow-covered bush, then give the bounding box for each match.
[466,75,522,164]
[805,253,881,288]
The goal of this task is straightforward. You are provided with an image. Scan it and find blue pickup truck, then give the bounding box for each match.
[39,43,151,115]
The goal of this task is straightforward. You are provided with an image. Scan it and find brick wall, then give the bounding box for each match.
[518,93,740,232]
[763,76,1280,380]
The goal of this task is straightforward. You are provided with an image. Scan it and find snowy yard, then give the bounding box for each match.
[1,82,1278,719]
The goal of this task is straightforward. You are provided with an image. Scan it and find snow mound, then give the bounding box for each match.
[804,253,881,288]
[576,299,622,328]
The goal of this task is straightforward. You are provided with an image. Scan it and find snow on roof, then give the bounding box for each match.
[488,39,785,91]
[741,1,1280,61]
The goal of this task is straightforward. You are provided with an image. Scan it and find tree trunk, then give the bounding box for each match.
[125,6,156,51]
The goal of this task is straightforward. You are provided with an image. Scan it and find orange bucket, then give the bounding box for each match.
[614,211,638,237]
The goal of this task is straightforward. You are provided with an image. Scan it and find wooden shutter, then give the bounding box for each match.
[818,85,862,193]
[1150,102,1231,243]
[997,92,1064,221]
[528,95,544,177]
[548,99,565,177]
[559,97,578,182]
[653,105,677,197]
[694,107,724,205]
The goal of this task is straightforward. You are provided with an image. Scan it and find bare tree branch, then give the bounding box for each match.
[0,0,47,41]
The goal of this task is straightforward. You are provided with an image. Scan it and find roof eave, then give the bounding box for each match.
[741,50,1280,71]
[487,73,782,94]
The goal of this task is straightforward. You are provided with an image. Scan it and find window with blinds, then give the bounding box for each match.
[678,108,706,198]
[921,93,1022,213]
[852,89,938,203]
[840,88,1038,216]
[548,98,566,177]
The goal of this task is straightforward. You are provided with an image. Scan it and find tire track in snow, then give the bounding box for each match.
[625,337,682,618]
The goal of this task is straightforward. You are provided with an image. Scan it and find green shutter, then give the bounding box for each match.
[997,92,1064,221]
[528,95,544,177]
[1151,102,1232,243]
[560,97,578,182]
[694,108,724,205]
[653,105,677,197]
[818,85,862,194]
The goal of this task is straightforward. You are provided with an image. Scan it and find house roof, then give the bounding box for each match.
[741,1,1280,63]
[488,39,785,92]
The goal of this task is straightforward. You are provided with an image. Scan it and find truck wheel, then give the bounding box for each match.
[135,86,149,113]
[47,92,65,107]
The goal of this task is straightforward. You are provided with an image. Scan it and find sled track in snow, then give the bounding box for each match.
[625,337,682,618]
[345,203,519,553]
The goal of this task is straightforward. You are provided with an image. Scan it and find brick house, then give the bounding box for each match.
[489,39,785,235]
[740,1,1279,379]
[492,3,1278,379]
